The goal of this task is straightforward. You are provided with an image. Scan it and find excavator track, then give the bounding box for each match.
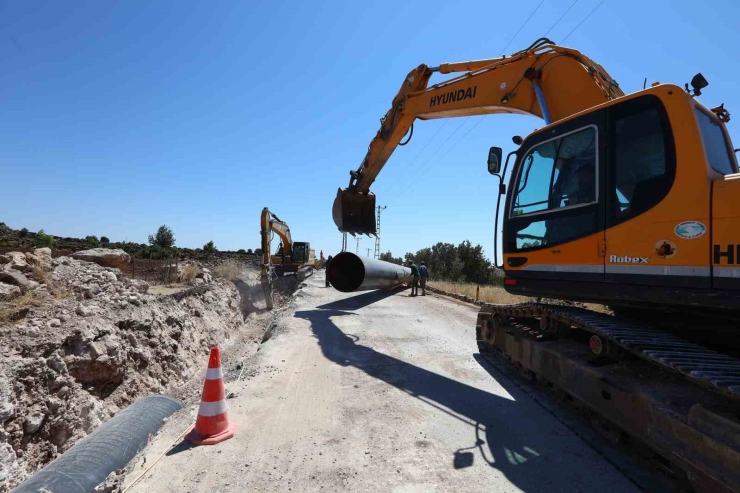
[476,303,740,493]
[487,303,740,400]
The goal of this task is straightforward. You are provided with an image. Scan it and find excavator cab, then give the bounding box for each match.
[292,242,309,264]
[332,188,377,235]
[489,86,740,309]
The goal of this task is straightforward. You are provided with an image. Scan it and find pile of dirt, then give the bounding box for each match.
[0,250,275,491]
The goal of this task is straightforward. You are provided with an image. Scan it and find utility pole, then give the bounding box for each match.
[366,248,371,257]
[355,236,361,254]
[374,205,386,259]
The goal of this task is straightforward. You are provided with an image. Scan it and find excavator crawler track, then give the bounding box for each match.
[488,303,740,400]
[476,302,740,493]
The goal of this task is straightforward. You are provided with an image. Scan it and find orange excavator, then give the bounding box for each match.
[333,39,740,492]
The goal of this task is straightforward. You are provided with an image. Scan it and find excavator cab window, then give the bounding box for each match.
[508,126,599,251]
[292,243,307,263]
[608,95,675,226]
[512,127,597,216]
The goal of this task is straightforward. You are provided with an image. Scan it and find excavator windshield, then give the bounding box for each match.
[292,242,308,263]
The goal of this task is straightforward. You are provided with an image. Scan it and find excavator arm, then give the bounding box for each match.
[260,207,294,310]
[333,38,624,234]
[261,207,293,265]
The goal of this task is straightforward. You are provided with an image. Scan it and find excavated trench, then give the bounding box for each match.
[0,255,294,492]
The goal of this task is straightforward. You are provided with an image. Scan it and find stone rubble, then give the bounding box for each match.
[0,249,248,491]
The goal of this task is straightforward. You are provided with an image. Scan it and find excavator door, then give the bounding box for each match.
[503,108,606,288]
[601,94,711,289]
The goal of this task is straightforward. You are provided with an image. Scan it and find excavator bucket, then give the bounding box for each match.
[332,188,377,235]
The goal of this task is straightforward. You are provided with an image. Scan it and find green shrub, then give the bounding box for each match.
[34,230,55,248]
[85,235,100,247]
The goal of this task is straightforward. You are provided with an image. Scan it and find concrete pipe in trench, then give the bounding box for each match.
[327,252,412,292]
[12,395,182,493]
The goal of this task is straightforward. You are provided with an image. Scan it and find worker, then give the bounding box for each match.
[419,261,429,296]
[325,255,333,287]
[408,261,420,297]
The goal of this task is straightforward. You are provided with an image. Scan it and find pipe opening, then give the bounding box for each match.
[327,252,366,292]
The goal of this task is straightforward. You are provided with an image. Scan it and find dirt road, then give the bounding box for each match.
[125,272,639,492]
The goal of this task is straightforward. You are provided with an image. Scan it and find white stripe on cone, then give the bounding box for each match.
[198,399,228,417]
[205,367,223,380]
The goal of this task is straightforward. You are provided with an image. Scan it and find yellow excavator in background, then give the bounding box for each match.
[333,38,740,492]
[260,207,317,309]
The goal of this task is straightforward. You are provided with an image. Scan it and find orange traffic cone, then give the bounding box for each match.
[185,346,236,445]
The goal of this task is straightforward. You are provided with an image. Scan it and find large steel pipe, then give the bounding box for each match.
[327,252,412,292]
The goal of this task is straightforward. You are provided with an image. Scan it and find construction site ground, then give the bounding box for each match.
[124,272,647,493]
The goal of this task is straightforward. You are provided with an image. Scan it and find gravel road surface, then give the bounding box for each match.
[125,272,639,493]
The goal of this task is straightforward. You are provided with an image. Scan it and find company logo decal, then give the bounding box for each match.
[675,221,706,239]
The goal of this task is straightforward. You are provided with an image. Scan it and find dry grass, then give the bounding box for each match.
[213,259,244,281]
[429,280,609,313]
[180,265,197,282]
[31,266,46,281]
[428,281,527,305]
[0,290,44,325]
[51,286,73,301]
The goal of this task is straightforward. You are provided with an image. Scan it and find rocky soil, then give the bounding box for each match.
[0,248,274,491]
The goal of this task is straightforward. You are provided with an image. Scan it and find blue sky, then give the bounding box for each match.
[2,0,738,261]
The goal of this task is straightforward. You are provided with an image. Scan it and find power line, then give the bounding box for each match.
[543,0,579,37]
[499,0,546,55]
[436,116,486,163]
[386,0,547,203]
[561,0,607,43]
[384,120,449,195]
[389,118,470,201]
[412,0,548,189]
[407,116,486,191]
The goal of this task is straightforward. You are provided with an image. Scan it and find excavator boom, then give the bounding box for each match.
[333,38,623,234]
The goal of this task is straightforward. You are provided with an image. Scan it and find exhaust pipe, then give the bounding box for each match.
[327,252,412,292]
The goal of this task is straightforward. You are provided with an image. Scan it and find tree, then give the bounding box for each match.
[85,235,100,247]
[254,248,263,256]
[148,225,175,248]
[457,240,492,284]
[19,228,28,237]
[100,236,110,246]
[237,248,246,254]
[203,240,216,256]
[379,251,403,265]
[247,248,253,255]
[34,229,54,248]
[429,242,462,281]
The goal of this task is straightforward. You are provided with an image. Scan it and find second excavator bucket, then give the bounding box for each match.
[332,188,377,235]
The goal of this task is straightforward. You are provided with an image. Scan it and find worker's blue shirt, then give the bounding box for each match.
[419,265,428,278]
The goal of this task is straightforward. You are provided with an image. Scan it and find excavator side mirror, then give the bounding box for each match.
[488,147,503,175]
